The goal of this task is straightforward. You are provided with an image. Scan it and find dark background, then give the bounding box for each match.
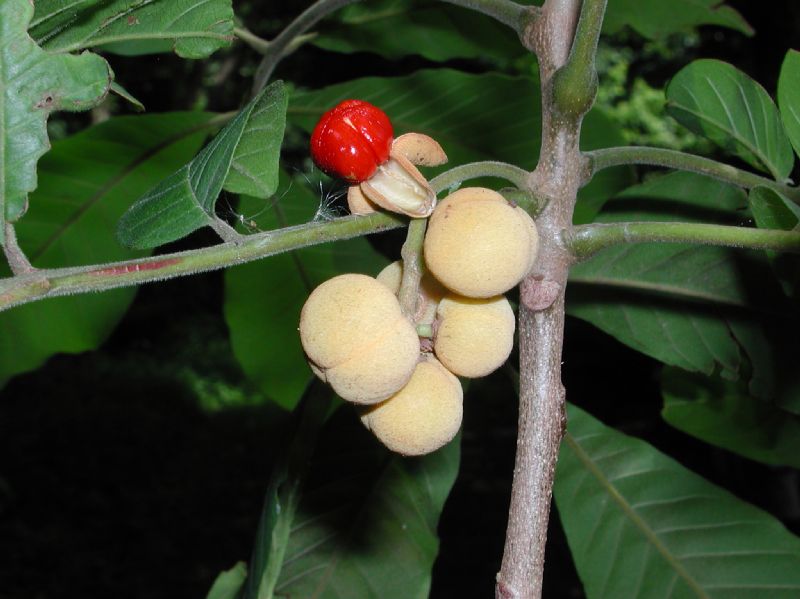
[2,1,799,597]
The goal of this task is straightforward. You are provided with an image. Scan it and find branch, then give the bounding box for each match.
[430,161,531,193]
[440,0,531,33]
[0,162,513,313]
[251,0,363,95]
[0,212,404,313]
[587,146,800,201]
[568,221,800,259]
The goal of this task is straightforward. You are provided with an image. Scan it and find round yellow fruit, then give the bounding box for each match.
[434,294,515,378]
[423,187,538,298]
[360,357,463,456]
[299,273,419,404]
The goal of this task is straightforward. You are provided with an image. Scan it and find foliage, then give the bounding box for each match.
[2,0,800,598]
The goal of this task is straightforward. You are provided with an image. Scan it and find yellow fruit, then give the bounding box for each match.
[299,273,419,404]
[360,356,463,456]
[434,294,515,378]
[424,187,538,298]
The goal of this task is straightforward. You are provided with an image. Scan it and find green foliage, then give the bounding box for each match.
[223,173,388,410]
[30,0,234,58]
[311,0,523,64]
[206,562,247,599]
[273,409,460,598]
[556,404,800,598]
[117,81,287,249]
[662,367,800,468]
[667,59,794,180]
[1,0,111,235]
[604,0,752,38]
[0,112,214,388]
[778,50,800,160]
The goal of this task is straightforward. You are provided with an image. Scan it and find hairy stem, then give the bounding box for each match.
[0,212,404,313]
[569,221,800,259]
[398,218,428,317]
[0,162,513,313]
[3,223,35,275]
[587,146,800,201]
[251,0,363,95]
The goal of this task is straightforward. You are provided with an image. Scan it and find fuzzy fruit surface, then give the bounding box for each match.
[310,99,393,184]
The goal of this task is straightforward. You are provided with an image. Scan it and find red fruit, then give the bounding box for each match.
[310,99,393,184]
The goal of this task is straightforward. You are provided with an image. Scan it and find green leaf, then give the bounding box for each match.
[666,59,794,181]
[604,0,753,39]
[206,562,247,599]
[274,408,460,598]
[778,50,800,160]
[662,367,800,469]
[117,81,287,249]
[2,0,112,240]
[555,403,800,598]
[312,0,523,63]
[240,386,334,599]
[223,172,388,410]
[289,69,631,215]
[0,112,215,389]
[30,0,234,59]
[748,186,800,297]
[568,172,771,379]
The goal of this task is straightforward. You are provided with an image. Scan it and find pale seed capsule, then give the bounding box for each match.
[424,187,539,298]
[299,273,419,404]
[360,356,463,456]
[434,294,515,378]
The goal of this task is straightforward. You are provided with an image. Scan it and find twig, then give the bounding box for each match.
[3,223,36,275]
[397,218,427,317]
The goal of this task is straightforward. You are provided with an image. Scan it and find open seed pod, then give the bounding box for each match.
[360,152,437,217]
[392,132,448,167]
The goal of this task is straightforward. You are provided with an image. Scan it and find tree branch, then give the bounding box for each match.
[234,26,270,54]
[568,221,800,259]
[586,146,800,201]
[0,162,514,313]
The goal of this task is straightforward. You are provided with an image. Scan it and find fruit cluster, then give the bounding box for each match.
[299,100,539,456]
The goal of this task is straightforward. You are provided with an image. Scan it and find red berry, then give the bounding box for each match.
[310,99,393,184]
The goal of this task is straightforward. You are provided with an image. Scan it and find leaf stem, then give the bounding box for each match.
[209,216,245,244]
[586,146,800,201]
[3,223,35,275]
[251,0,363,96]
[568,221,800,259]
[234,26,271,54]
[397,218,428,318]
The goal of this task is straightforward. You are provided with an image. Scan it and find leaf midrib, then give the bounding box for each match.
[564,432,711,599]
